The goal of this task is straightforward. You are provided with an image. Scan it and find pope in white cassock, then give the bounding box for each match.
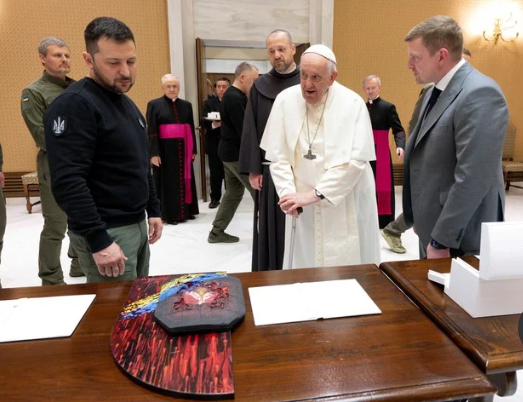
[260,44,380,269]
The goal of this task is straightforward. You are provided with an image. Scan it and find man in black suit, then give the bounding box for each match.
[201,77,230,209]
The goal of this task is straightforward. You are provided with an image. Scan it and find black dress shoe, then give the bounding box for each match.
[163,220,178,225]
[209,200,220,209]
[188,215,196,220]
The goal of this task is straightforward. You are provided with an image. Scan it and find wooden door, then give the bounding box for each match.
[294,42,310,65]
[195,38,208,202]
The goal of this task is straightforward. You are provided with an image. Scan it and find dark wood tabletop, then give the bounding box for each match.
[380,257,523,374]
[380,257,523,398]
[0,264,495,402]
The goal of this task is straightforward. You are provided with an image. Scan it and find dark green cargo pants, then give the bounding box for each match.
[211,161,255,233]
[37,151,83,285]
[69,220,150,283]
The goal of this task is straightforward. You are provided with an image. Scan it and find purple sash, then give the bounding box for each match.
[159,123,194,204]
[372,130,392,215]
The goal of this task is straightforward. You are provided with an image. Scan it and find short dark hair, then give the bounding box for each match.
[234,62,256,78]
[215,77,231,85]
[84,17,135,56]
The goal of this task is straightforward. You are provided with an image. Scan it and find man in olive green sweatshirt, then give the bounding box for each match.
[21,37,84,285]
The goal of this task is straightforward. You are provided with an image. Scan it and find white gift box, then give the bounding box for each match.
[479,221,523,280]
[442,222,523,318]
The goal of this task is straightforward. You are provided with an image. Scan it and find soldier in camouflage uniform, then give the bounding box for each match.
[21,37,84,285]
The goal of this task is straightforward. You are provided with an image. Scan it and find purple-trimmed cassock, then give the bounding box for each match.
[366,97,405,229]
[146,96,199,222]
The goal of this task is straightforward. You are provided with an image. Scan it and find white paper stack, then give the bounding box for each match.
[248,279,381,326]
[0,294,96,343]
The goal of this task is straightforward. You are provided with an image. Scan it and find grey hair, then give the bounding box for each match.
[327,59,337,74]
[363,75,381,87]
[38,37,68,56]
[405,15,463,62]
[161,74,179,85]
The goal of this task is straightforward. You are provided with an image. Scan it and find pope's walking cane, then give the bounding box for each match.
[287,207,303,269]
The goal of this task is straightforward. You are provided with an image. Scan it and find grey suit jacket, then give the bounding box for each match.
[403,62,508,255]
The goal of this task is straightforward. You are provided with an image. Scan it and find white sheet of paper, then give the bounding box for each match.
[248,279,381,326]
[0,294,96,343]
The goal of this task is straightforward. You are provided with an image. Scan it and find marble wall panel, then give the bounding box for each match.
[193,0,310,43]
[206,59,272,74]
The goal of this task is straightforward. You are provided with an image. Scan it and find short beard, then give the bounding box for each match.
[273,60,292,74]
[92,64,133,94]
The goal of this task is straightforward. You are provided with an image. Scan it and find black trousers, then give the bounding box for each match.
[206,136,224,202]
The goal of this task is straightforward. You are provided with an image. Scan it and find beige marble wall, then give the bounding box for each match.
[206,48,269,60]
[193,0,310,43]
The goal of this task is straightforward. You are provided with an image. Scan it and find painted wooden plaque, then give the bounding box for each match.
[110,273,237,399]
[155,275,245,334]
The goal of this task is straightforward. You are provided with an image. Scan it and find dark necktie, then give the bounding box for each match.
[424,87,442,118]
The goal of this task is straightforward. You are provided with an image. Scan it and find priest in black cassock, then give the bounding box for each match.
[239,30,300,271]
[363,75,405,229]
[147,74,199,224]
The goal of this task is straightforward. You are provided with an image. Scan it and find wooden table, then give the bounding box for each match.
[380,257,523,401]
[0,265,495,401]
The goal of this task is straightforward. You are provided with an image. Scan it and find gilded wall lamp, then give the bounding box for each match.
[483,13,519,43]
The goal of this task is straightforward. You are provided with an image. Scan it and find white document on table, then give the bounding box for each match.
[0,294,96,343]
[248,279,381,326]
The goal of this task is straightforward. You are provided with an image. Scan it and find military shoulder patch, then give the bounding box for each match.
[52,117,67,136]
[21,94,33,110]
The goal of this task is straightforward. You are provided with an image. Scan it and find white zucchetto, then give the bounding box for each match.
[302,44,337,65]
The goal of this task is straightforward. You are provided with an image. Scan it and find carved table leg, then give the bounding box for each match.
[489,371,517,397]
[468,371,517,401]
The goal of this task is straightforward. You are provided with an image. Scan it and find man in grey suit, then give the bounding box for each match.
[403,16,508,259]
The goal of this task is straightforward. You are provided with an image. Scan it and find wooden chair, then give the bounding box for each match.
[21,172,41,213]
[502,123,523,191]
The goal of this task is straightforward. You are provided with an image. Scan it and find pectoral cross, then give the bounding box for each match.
[303,148,316,160]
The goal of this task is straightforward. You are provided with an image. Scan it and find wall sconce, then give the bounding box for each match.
[483,13,519,43]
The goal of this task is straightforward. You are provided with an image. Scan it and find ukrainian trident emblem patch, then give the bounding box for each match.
[52,117,67,136]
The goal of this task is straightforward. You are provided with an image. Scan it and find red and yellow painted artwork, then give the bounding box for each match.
[111,275,235,399]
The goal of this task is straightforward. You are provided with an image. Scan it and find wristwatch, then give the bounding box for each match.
[430,238,447,250]
[314,189,325,200]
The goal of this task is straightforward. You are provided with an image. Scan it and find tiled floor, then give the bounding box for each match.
[1,186,522,400]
